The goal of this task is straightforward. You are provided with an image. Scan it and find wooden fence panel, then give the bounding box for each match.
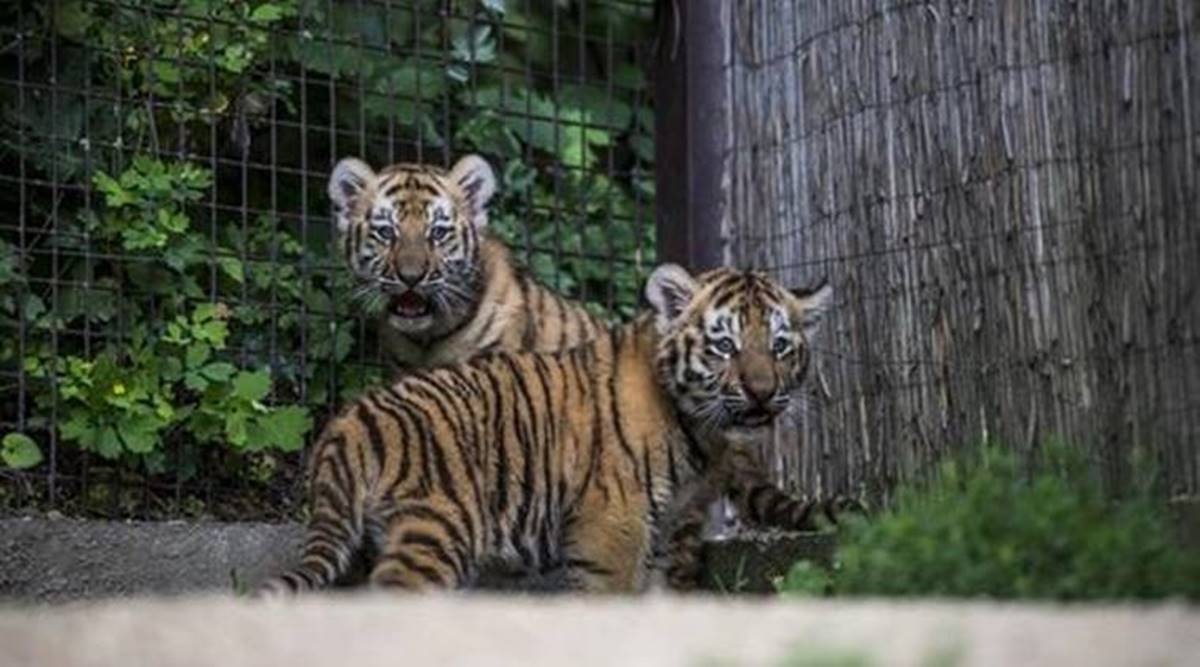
[722,0,1200,499]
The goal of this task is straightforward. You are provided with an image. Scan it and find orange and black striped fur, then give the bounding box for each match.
[329,154,604,372]
[262,265,839,594]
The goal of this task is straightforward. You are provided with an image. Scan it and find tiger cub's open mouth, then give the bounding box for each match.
[390,291,431,318]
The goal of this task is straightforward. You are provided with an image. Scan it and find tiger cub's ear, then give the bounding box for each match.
[789,280,834,341]
[449,154,497,229]
[646,263,699,333]
[328,158,376,232]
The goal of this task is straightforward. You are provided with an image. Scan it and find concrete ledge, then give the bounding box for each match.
[2,594,1197,666]
[1,517,301,602]
[6,499,1195,602]
[0,517,833,602]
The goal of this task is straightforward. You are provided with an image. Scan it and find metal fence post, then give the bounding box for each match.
[654,0,735,535]
[653,0,729,272]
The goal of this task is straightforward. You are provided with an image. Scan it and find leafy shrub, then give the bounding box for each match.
[779,445,1200,601]
[15,157,341,482]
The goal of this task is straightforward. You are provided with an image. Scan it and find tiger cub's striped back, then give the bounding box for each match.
[262,265,839,594]
[328,154,603,371]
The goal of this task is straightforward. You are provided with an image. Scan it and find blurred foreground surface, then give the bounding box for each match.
[1,594,1196,667]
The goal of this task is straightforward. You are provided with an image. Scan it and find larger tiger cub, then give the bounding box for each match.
[262,265,835,594]
[330,154,604,371]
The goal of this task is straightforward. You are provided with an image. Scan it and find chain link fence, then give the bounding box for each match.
[0,0,656,518]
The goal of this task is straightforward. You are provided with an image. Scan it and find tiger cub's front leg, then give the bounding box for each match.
[661,473,723,591]
[722,444,866,532]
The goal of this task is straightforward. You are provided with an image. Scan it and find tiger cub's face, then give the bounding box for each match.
[328,155,497,336]
[646,265,833,440]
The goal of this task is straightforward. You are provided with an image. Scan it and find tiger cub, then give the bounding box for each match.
[329,154,604,372]
[262,265,837,594]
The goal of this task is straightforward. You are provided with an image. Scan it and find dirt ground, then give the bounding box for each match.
[1,593,1197,667]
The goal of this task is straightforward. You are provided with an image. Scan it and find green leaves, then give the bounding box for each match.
[118,415,164,454]
[218,43,254,74]
[165,308,229,351]
[184,357,237,392]
[185,343,211,370]
[49,346,179,460]
[465,85,627,170]
[254,406,311,452]
[91,159,213,253]
[233,370,272,403]
[52,0,92,40]
[94,171,133,208]
[776,561,832,597]
[203,368,313,453]
[249,4,288,24]
[39,287,317,467]
[1,433,42,470]
[201,363,238,382]
[782,445,1200,601]
[218,257,245,284]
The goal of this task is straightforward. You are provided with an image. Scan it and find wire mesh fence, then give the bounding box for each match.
[0,0,656,518]
[724,0,1200,502]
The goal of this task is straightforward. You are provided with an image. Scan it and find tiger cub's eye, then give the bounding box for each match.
[709,338,736,356]
[374,225,396,242]
[772,337,792,357]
